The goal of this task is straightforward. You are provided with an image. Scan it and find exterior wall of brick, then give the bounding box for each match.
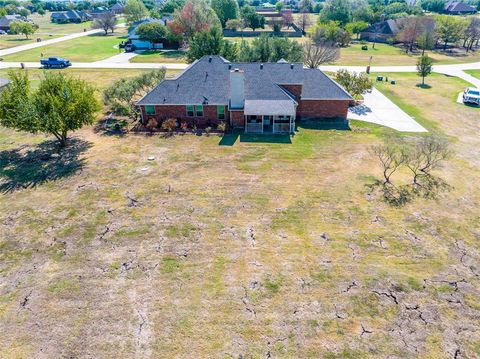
[230,110,244,128]
[297,100,350,119]
[279,84,302,100]
[140,104,229,126]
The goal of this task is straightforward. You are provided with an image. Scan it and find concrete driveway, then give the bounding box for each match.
[348,88,428,132]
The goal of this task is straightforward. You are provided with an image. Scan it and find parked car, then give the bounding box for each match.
[124,43,136,52]
[0,30,7,35]
[463,87,480,106]
[40,57,71,69]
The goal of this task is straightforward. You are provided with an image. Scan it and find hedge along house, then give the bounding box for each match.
[137,55,353,134]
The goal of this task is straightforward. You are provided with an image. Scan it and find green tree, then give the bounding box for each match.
[312,21,342,43]
[298,0,314,12]
[0,71,100,147]
[416,55,433,86]
[103,69,166,118]
[186,26,238,62]
[334,69,372,99]
[238,35,303,62]
[225,18,243,30]
[242,5,265,31]
[124,0,149,24]
[0,8,7,17]
[275,1,284,12]
[9,21,36,39]
[319,0,351,26]
[211,0,239,28]
[345,21,368,39]
[136,22,167,43]
[435,15,466,51]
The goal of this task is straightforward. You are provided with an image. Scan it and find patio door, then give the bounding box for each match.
[245,116,263,133]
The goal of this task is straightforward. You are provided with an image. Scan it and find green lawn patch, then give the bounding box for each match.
[2,31,127,62]
[130,50,187,64]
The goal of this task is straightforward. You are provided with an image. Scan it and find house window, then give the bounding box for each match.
[145,105,155,115]
[217,105,225,120]
[186,105,194,117]
[195,105,203,117]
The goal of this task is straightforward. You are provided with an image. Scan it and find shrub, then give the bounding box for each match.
[146,117,158,131]
[205,126,212,136]
[180,121,188,131]
[161,118,177,132]
[217,122,226,132]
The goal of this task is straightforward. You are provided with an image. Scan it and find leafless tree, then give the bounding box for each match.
[371,143,406,185]
[464,17,480,52]
[92,12,118,35]
[302,39,339,68]
[298,11,311,34]
[397,16,425,54]
[403,136,451,186]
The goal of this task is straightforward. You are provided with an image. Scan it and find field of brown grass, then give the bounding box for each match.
[0,70,479,358]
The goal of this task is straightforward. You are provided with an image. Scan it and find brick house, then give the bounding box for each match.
[137,55,352,134]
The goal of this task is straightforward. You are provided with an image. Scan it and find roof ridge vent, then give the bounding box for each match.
[260,63,263,69]
[290,64,294,69]
[208,56,212,62]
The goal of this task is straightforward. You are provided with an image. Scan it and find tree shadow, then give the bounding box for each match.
[416,84,432,89]
[93,118,129,137]
[0,138,91,193]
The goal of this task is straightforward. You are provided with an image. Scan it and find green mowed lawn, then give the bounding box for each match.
[2,30,127,62]
[338,41,480,66]
[1,68,480,357]
[0,34,63,51]
[465,69,480,80]
[130,50,187,63]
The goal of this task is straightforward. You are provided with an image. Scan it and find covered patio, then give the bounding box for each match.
[243,100,296,134]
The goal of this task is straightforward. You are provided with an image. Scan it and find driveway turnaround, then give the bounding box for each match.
[94,51,140,64]
[348,88,428,132]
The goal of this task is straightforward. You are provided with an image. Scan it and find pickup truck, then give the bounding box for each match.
[463,87,480,106]
[40,57,71,69]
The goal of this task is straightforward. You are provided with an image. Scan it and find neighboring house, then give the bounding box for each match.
[90,7,113,19]
[127,17,175,50]
[137,55,352,134]
[50,10,91,24]
[111,3,125,14]
[444,1,477,14]
[360,19,400,43]
[0,15,27,32]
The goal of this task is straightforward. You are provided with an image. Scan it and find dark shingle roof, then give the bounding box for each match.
[364,19,399,36]
[138,56,352,106]
[445,1,476,12]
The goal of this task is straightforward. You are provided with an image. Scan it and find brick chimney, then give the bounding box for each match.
[229,68,244,109]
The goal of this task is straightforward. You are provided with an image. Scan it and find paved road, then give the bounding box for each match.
[1,59,479,75]
[0,24,126,58]
[348,88,428,132]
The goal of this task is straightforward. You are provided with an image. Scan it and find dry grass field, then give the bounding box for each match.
[0,70,479,358]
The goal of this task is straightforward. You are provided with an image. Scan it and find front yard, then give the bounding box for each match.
[0,68,479,357]
[130,50,187,64]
